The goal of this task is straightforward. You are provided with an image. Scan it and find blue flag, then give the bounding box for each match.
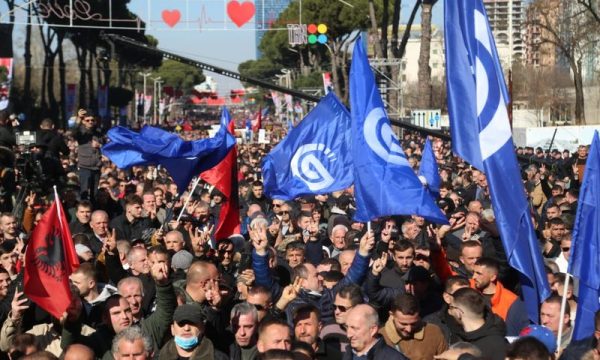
[418,138,441,198]
[221,107,232,128]
[445,0,550,322]
[102,125,236,192]
[262,93,353,200]
[349,37,447,224]
[568,131,600,341]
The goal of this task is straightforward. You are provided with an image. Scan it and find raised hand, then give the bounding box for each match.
[25,191,36,210]
[239,269,255,287]
[249,223,269,256]
[275,276,302,310]
[189,224,212,250]
[10,290,29,322]
[150,261,169,285]
[358,230,375,256]
[204,279,222,309]
[372,252,388,276]
[186,200,199,216]
[103,228,117,255]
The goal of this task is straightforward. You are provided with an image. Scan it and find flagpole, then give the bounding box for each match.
[557,273,570,351]
[53,186,63,228]
[176,177,203,224]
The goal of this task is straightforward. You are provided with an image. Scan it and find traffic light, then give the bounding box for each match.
[307,23,327,45]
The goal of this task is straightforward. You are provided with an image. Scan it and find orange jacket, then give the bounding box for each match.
[470,279,518,321]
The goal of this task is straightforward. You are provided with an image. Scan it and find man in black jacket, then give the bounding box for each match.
[38,118,69,159]
[343,304,408,359]
[448,288,507,360]
[72,109,103,201]
[110,194,159,242]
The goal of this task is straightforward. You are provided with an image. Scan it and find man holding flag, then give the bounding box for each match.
[445,0,551,323]
[24,191,79,320]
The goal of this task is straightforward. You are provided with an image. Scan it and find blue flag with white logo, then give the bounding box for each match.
[262,92,353,200]
[349,37,447,224]
[445,0,550,322]
[102,125,236,192]
[418,138,441,198]
[568,131,600,341]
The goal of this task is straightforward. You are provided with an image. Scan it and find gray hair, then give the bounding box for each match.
[111,326,153,357]
[330,224,348,236]
[250,217,269,230]
[127,247,147,264]
[230,301,258,323]
[117,277,145,297]
[481,209,495,223]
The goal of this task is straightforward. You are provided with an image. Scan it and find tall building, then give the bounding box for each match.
[483,0,527,66]
[399,25,445,86]
[523,0,559,67]
[255,0,293,59]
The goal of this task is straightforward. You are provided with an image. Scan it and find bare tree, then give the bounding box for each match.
[529,0,600,124]
[577,0,600,24]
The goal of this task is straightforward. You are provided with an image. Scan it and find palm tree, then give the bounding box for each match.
[417,0,438,109]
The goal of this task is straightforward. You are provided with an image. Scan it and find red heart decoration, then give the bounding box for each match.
[162,9,181,28]
[227,1,255,28]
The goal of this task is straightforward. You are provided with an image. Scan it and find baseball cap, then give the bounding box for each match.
[519,325,557,353]
[173,304,205,325]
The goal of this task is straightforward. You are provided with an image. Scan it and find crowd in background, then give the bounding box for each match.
[0,107,596,360]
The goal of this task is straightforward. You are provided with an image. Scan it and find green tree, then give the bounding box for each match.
[154,60,205,93]
[243,0,377,102]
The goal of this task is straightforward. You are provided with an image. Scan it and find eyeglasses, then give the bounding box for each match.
[281,211,290,215]
[561,247,570,252]
[219,248,234,254]
[273,203,282,207]
[252,304,266,311]
[414,254,430,261]
[334,304,352,312]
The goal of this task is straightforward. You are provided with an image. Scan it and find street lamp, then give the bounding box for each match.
[151,76,162,125]
[138,72,151,123]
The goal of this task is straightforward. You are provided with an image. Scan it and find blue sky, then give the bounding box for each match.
[126,0,443,92]
[1,0,443,92]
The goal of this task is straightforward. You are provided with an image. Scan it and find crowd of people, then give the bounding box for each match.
[0,107,597,360]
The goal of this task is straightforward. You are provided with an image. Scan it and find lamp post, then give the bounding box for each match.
[138,72,151,123]
[151,76,162,125]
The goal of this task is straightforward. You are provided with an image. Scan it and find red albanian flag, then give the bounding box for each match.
[201,117,241,240]
[24,200,79,319]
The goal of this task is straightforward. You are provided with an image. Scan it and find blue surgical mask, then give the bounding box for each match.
[174,335,199,350]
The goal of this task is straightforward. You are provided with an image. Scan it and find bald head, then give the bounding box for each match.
[347,304,379,328]
[338,250,356,275]
[186,261,218,286]
[90,210,109,237]
[64,344,95,360]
